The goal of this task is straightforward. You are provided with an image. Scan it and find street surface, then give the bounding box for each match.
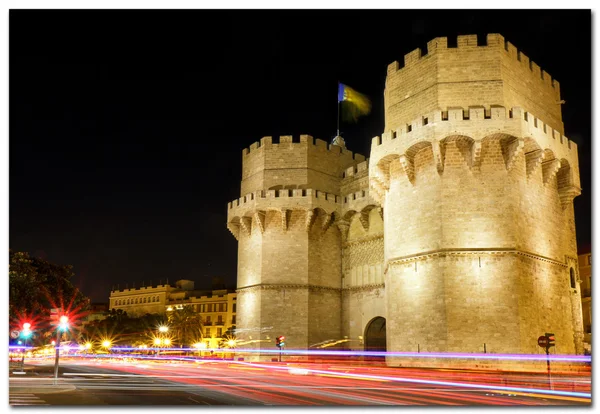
[9,357,591,406]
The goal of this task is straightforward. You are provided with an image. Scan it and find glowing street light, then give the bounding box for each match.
[102,340,112,349]
[163,338,171,346]
[85,342,92,350]
[158,326,169,333]
[154,338,162,346]
[54,313,69,381]
[17,322,33,371]
[59,316,69,331]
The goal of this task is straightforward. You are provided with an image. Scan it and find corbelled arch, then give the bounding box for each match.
[438,135,475,170]
[403,141,434,184]
[523,137,544,178]
[557,158,573,189]
[540,148,561,185]
[375,153,401,188]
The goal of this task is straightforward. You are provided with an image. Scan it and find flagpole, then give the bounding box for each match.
[337,99,340,136]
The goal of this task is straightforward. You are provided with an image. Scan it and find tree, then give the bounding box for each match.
[9,250,90,342]
[167,306,204,347]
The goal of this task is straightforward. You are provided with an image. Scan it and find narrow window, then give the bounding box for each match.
[407,124,412,132]
[570,268,576,289]
[423,117,428,126]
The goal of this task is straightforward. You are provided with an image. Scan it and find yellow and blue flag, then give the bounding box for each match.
[338,83,371,122]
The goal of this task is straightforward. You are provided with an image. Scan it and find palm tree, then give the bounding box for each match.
[167,306,203,347]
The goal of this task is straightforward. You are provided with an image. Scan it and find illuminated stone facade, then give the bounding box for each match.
[578,252,591,352]
[109,280,236,349]
[226,34,584,359]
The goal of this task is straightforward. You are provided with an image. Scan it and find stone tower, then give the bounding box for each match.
[227,34,584,359]
[369,34,583,357]
[226,135,366,353]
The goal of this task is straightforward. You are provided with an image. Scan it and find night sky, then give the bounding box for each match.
[10,10,591,303]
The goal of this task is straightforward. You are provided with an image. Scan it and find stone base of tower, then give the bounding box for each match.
[385,252,582,355]
[236,285,341,352]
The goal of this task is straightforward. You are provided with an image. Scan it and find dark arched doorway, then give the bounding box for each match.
[364,317,386,352]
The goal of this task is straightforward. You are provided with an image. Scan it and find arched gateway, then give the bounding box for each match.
[364,317,386,352]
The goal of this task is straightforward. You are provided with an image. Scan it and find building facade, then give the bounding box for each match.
[226,34,585,360]
[109,279,236,348]
[578,252,591,353]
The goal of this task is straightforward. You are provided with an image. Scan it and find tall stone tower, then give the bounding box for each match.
[369,34,583,356]
[227,34,584,359]
[226,135,366,353]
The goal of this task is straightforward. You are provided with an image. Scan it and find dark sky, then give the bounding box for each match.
[10,10,591,303]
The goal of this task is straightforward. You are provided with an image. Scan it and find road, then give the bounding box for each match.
[9,357,591,406]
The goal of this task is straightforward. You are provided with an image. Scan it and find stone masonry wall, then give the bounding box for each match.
[385,34,563,134]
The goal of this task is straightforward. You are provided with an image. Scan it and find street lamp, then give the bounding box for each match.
[155,326,169,357]
[54,315,69,381]
[18,322,33,371]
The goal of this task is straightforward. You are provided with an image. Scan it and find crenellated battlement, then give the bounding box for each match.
[384,33,564,134]
[342,160,369,178]
[369,105,580,206]
[242,135,366,160]
[372,106,576,157]
[227,188,342,226]
[386,34,559,95]
[228,188,341,210]
[240,134,366,195]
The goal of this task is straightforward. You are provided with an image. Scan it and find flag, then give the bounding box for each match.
[338,83,371,122]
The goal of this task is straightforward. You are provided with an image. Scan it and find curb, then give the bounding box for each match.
[9,385,77,394]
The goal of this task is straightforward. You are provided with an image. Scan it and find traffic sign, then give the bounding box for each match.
[538,335,548,347]
[10,330,19,339]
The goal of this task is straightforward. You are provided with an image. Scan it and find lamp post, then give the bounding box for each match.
[54,315,69,382]
[20,323,32,370]
[156,326,169,357]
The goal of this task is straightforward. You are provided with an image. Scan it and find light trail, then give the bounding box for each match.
[65,347,591,362]
[19,358,589,405]
[235,360,592,399]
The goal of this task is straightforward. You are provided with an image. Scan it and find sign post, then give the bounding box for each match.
[538,333,555,390]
